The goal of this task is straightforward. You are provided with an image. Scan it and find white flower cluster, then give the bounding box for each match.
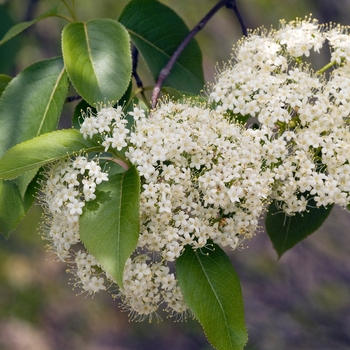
[71,250,106,294]
[69,101,277,319]
[80,105,129,151]
[276,17,324,57]
[117,254,188,321]
[210,16,350,214]
[327,26,350,63]
[40,16,350,321]
[127,102,276,255]
[40,156,108,294]
[82,103,277,255]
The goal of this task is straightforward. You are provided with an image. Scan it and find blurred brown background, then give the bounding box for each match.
[0,1,350,349]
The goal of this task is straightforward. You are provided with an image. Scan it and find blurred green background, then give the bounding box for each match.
[0,1,350,349]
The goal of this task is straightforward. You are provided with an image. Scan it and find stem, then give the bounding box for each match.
[132,46,143,89]
[225,0,248,37]
[54,13,75,22]
[132,46,149,107]
[151,0,247,109]
[317,60,336,74]
[62,0,78,21]
[103,157,129,171]
[72,0,76,17]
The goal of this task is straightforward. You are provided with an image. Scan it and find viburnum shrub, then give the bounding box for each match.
[0,1,349,348]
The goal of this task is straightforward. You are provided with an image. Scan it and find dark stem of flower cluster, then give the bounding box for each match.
[225,0,248,36]
[150,0,247,109]
[132,46,149,106]
[132,46,143,89]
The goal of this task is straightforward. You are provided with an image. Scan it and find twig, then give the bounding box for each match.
[62,0,78,21]
[226,0,248,37]
[151,0,247,109]
[132,46,151,108]
[132,46,143,89]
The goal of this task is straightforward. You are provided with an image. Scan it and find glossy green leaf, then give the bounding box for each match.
[0,74,11,97]
[80,164,140,288]
[0,57,69,232]
[119,0,204,94]
[0,129,102,180]
[176,244,247,350]
[0,57,69,195]
[0,57,69,157]
[62,19,132,106]
[0,4,61,46]
[265,198,334,258]
[0,175,37,238]
[15,170,38,198]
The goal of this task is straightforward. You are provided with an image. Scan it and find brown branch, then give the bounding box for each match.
[151,0,247,109]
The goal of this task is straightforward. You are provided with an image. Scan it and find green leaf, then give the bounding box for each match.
[0,56,69,195]
[80,164,140,288]
[0,57,69,157]
[62,19,132,106]
[0,74,12,97]
[119,0,204,94]
[0,54,66,236]
[176,244,248,350]
[15,170,39,198]
[0,129,102,180]
[0,175,37,238]
[265,198,334,258]
[0,4,61,46]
